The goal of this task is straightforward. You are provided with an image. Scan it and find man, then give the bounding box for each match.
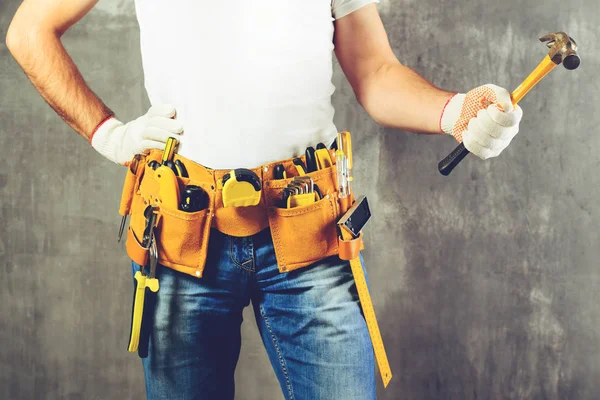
[6,0,522,399]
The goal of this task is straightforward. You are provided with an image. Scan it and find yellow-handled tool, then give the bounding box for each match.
[152,137,181,209]
[221,168,262,207]
[439,32,580,176]
[336,131,354,199]
[128,206,160,357]
[127,269,159,353]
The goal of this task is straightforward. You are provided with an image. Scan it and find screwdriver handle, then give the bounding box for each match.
[438,143,470,176]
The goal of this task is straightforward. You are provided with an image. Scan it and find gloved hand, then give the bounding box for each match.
[440,84,523,160]
[90,104,183,165]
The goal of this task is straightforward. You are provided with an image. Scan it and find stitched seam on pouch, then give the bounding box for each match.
[160,207,206,221]
[197,214,212,270]
[260,305,294,400]
[267,168,334,189]
[328,198,339,254]
[274,200,327,217]
[270,212,286,267]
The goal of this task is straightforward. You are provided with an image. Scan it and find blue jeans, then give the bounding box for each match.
[131,227,375,400]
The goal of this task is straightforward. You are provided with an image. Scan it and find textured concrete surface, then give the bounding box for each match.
[1,0,599,399]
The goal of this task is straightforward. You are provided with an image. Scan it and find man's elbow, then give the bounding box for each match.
[6,21,35,61]
[353,63,394,126]
[6,19,52,61]
[6,21,22,56]
[356,83,386,127]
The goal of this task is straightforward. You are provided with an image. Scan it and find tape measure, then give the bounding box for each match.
[340,228,392,388]
[221,168,262,207]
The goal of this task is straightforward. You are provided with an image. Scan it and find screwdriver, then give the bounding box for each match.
[118,155,141,242]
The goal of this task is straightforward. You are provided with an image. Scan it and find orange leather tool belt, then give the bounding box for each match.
[119,148,364,278]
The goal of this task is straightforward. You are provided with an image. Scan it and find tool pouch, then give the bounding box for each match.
[126,158,215,277]
[264,163,363,273]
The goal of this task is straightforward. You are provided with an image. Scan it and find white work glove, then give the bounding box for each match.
[90,104,183,165]
[440,84,523,160]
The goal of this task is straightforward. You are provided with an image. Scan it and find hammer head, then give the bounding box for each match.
[540,32,580,70]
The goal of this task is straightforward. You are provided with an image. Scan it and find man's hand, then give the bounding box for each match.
[91,105,183,166]
[440,84,523,160]
[334,4,523,154]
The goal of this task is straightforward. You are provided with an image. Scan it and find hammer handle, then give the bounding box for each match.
[511,55,557,105]
[438,55,558,175]
[438,143,469,176]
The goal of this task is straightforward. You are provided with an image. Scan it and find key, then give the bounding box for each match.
[294,176,313,194]
[281,187,294,208]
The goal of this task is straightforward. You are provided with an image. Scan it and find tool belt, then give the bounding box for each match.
[119,148,364,278]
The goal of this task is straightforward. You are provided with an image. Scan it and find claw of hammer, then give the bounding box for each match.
[539,32,580,70]
[512,32,580,104]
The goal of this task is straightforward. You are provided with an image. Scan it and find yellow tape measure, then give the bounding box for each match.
[342,230,392,388]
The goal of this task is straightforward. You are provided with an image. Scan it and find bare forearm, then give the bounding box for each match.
[7,28,113,141]
[359,61,455,134]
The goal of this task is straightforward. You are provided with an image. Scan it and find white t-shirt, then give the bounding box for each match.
[133,0,378,169]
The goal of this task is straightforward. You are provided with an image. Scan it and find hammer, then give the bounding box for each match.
[438,32,580,176]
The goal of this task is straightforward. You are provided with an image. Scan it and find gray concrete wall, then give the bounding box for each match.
[1,0,598,398]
